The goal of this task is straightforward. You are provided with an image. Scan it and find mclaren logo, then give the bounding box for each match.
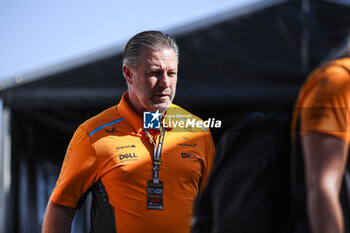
[105,126,117,133]
[119,152,138,161]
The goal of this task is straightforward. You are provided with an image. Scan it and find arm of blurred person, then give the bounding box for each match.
[42,200,76,233]
[302,133,348,233]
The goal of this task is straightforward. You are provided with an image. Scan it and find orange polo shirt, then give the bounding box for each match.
[50,92,215,233]
[292,58,350,143]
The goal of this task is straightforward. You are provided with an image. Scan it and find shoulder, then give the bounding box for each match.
[166,103,217,133]
[312,58,350,87]
[301,59,350,101]
[78,105,124,137]
[168,103,203,120]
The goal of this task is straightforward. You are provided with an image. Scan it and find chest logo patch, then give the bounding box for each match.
[181,152,198,160]
[178,143,197,147]
[116,145,136,150]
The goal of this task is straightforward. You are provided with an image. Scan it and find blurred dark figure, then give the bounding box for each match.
[191,111,292,233]
[191,41,350,233]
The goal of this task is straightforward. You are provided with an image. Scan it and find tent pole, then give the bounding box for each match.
[0,103,12,233]
[301,0,310,74]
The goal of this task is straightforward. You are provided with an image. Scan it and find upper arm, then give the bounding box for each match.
[302,133,348,192]
[42,200,76,233]
[50,126,99,208]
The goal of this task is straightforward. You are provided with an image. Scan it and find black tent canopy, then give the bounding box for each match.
[2,0,350,109]
[1,0,350,232]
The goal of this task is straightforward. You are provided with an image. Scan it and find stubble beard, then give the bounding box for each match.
[151,91,175,113]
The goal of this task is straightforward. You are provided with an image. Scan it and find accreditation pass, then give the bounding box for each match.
[147,181,163,210]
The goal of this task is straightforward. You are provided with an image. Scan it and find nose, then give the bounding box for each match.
[158,72,170,88]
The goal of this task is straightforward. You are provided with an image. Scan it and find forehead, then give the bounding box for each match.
[138,48,178,68]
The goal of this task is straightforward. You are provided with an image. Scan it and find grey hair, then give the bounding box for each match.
[122,30,179,70]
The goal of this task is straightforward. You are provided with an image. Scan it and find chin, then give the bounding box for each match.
[152,101,171,112]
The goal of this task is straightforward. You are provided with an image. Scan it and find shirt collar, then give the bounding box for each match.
[117,92,144,134]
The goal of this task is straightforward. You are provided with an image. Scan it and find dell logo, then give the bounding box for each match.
[119,153,138,160]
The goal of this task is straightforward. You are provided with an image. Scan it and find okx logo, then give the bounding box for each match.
[143,110,161,129]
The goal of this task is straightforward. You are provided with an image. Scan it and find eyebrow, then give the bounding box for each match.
[147,64,177,71]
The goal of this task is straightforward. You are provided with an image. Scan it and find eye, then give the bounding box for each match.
[168,71,177,77]
[147,71,161,76]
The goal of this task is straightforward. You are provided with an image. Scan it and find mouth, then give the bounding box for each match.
[156,93,169,97]
[154,92,170,97]
[153,93,170,101]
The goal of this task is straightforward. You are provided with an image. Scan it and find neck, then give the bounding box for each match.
[126,94,143,117]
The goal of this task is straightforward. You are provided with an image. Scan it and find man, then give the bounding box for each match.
[42,31,215,233]
[291,42,350,233]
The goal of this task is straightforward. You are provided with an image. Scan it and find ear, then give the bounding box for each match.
[123,66,134,85]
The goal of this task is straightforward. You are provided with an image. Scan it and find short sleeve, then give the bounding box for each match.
[50,126,100,208]
[299,66,350,143]
[199,131,215,192]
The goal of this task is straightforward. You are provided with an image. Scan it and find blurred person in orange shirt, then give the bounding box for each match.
[291,40,350,233]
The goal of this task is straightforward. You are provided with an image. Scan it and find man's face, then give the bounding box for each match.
[124,47,178,114]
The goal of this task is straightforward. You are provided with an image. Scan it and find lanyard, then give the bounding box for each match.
[144,127,166,183]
